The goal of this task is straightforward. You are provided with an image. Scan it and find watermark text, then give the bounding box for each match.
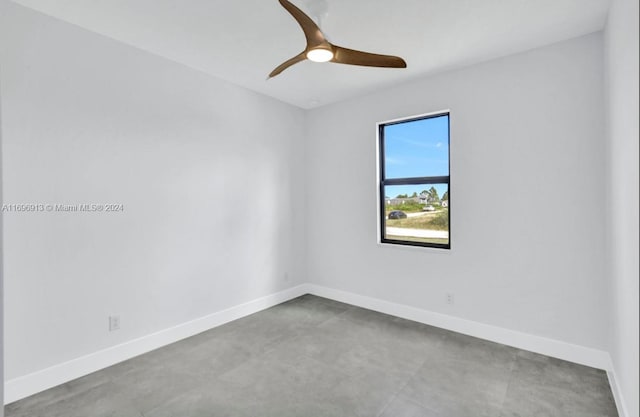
[2,203,124,213]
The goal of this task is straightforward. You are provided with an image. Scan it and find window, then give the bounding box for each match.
[378,112,450,249]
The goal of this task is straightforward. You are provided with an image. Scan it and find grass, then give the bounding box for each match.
[385,201,424,213]
[385,202,446,215]
[385,201,424,214]
[386,209,449,231]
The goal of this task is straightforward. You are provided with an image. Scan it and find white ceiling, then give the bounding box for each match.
[11,0,611,109]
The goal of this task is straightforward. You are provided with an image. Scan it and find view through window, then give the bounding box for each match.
[378,112,450,249]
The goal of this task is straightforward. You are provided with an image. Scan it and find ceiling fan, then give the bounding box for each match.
[268,0,407,78]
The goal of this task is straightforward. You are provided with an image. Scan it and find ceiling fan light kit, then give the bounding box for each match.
[269,0,407,78]
[307,48,333,62]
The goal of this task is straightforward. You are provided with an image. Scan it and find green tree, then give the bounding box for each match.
[410,191,417,198]
[442,190,449,201]
[396,193,408,198]
[427,186,440,203]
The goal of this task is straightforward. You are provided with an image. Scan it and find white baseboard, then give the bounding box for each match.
[6,283,622,412]
[306,284,614,372]
[607,369,629,417]
[4,284,309,404]
[311,284,629,414]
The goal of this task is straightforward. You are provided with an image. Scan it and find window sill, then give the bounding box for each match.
[377,241,452,254]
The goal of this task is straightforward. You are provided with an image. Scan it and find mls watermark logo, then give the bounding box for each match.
[1,203,124,213]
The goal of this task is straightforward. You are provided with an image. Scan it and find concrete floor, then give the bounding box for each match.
[5,295,618,417]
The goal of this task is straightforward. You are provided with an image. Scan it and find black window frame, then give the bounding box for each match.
[378,111,451,249]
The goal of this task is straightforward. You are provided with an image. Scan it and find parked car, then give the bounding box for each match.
[423,205,436,212]
[388,210,407,219]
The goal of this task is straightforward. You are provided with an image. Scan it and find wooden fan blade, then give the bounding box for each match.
[269,51,307,78]
[278,0,326,48]
[331,45,407,68]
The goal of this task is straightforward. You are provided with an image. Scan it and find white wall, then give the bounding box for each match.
[0,2,305,383]
[0,15,5,413]
[605,0,640,415]
[1,1,632,411]
[306,34,610,351]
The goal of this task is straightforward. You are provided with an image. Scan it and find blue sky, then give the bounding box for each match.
[383,114,449,199]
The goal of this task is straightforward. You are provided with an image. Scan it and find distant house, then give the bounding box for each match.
[442,200,449,207]
[385,197,420,206]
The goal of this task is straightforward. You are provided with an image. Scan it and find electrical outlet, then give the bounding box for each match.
[109,315,121,331]
[446,293,455,305]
